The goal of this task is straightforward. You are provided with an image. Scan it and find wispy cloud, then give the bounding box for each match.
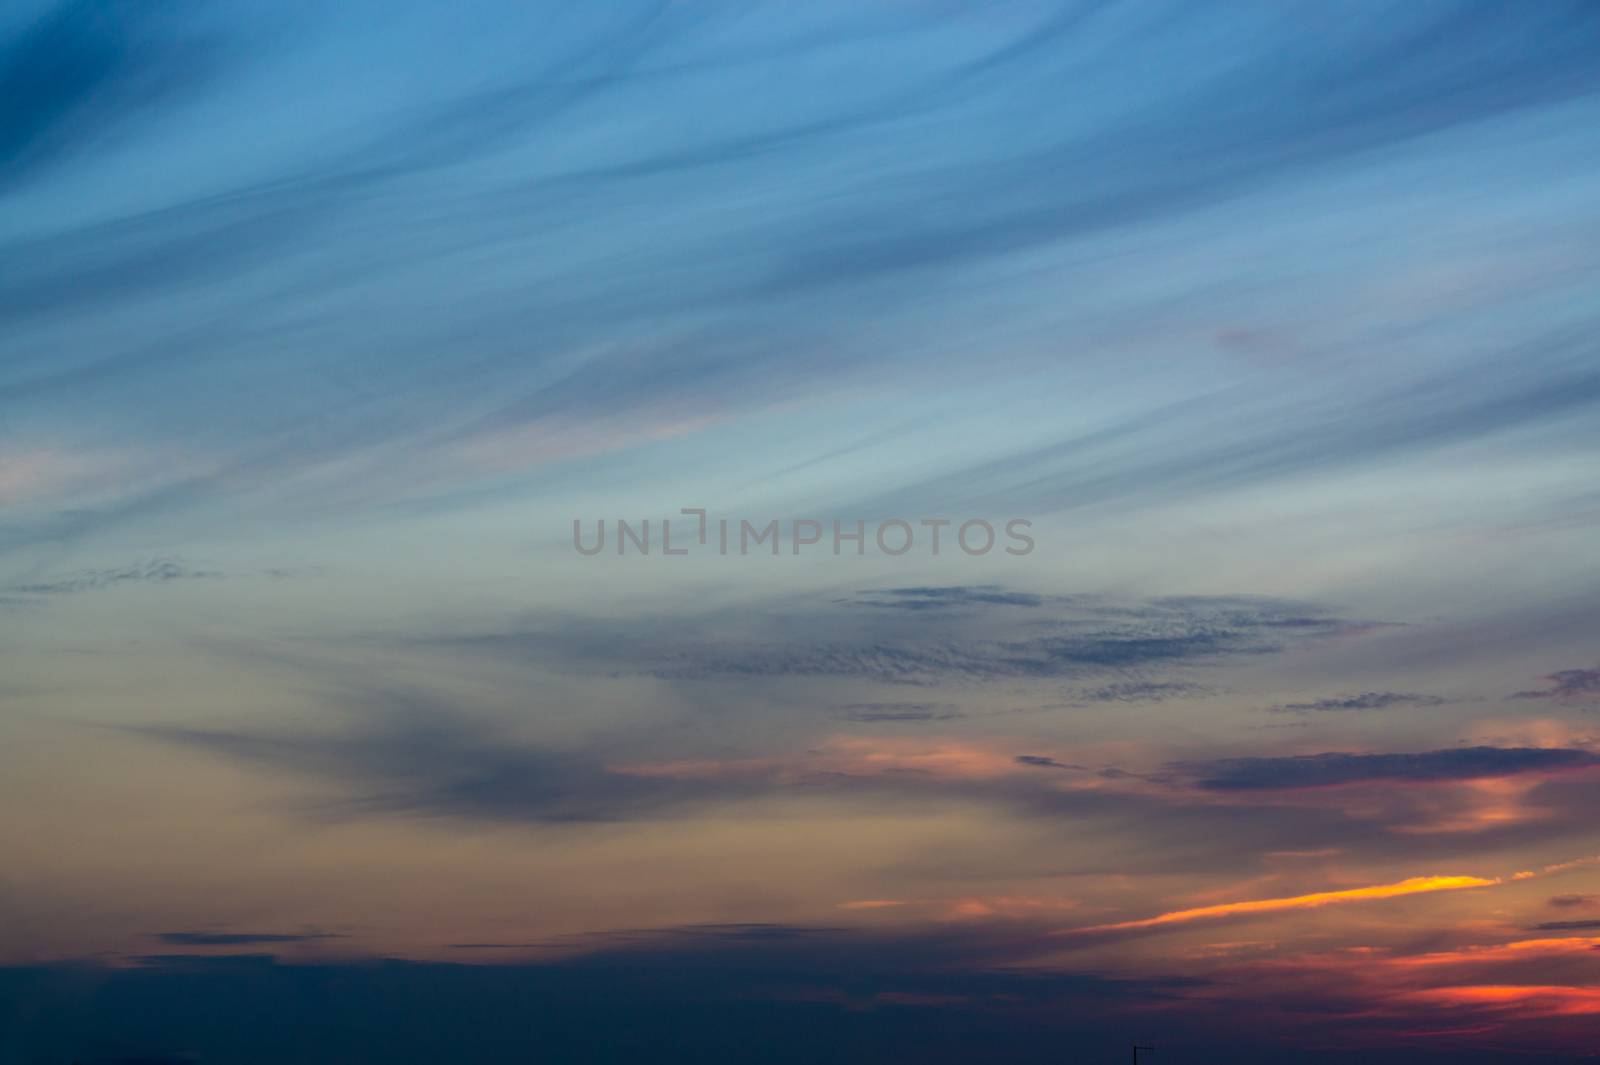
[1511,666,1600,704]
[11,558,220,595]
[154,931,340,946]
[847,586,1045,611]
[1530,919,1600,931]
[1073,681,1212,704]
[831,702,962,723]
[1268,692,1446,714]
[1069,875,1498,934]
[1180,747,1600,791]
[481,591,1377,686]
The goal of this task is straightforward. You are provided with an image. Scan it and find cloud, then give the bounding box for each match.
[1,0,1595,560]
[1512,667,1600,703]
[565,593,1376,686]
[1073,681,1211,703]
[1181,746,1600,791]
[153,931,340,946]
[848,586,1045,611]
[0,921,1220,1065]
[1069,875,1498,934]
[132,709,739,824]
[0,1,223,190]
[1401,984,1600,1019]
[1531,920,1600,931]
[1013,755,1084,771]
[1548,894,1600,909]
[1269,692,1447,714]
[832,703,962,722]
[11,557,220,595]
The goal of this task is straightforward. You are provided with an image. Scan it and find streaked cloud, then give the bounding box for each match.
[1067,875,1498,934]
[154,931,340,946]
[1511,666,1600,704]
[1268,692,1447,714]
[1180,747,1600,792]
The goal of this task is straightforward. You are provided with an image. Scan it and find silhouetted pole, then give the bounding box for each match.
[1133,1044,1155,1065]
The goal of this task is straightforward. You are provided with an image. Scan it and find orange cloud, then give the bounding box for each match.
[1391,936,1600,967]
[1069,875,1497,934]
[1404,985,1600,1018]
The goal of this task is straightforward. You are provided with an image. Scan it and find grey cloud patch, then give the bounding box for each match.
[850,586,1046,611]
[114,671,1159,826]
[154,931,339,946]
[1549,894,1600,909]
[628,593,1372,686]
[1269,692,1447,714]
[1014,755,1084,771]
[833,702,962,722]
[1511,666,1600,703]
[125,671,1597,864]
[1531,919,1600,931]
[1073,681,1212,703]
[11,558,221,595]
[130,710,741,824]
[1181,746,1600,792]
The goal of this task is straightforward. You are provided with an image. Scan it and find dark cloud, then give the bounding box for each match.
[132,709,738,825]
[1269,692,1447,714]
[1511,666,1600,703]
[1548,894,1600,909]
[11,558,220,595]
[3,913,1589,1065]
[1530,919,1600,931]
[1073,681,1211,703]
[604,593,1372,686]
[849,586,1045,610]
[0,922,1222,1065]
[154,931,339,946]
[832,703,961,722]
[1013,755,1084,771]
[1181,746,1600,791]
[123,667,1600,884]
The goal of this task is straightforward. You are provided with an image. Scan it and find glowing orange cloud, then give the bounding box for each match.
[1068,875,1497,934]
[1404,985,1600,1018]
[1391,936,1600,967]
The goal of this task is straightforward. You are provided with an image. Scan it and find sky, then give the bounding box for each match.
[3,1,1600,1061]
